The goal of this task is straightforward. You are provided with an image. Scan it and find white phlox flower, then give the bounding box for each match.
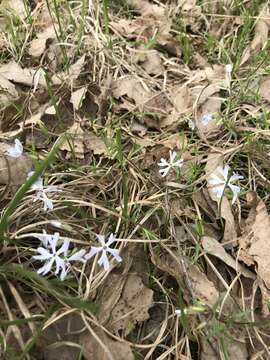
[28,172,59,211]
[175,308,187,316]
[5,138,23,158]
[32,232,86,280]
[158,150,184,177]
[84,233,122,271]
[201,113,213,126]
[208,165,243,204]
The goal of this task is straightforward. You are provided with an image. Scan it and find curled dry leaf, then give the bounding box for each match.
[60,123,85,159]
[0,61,46,88]
[152,249,219,307]
[205,153,237,246]
[159,133,188,150]
[239,199,270,289]
[70,86,88,110]
[98,274,153,335]
[0,154,32,188]
[201,236,255,279]
[241,4,270,66]
[161,85,191,128]
[259,76,270,103]
[29,25,57,58]
[84,133,106,155]
[141,50,163,75]
[196,95,222,138]
[52,55,86,85]
[0,74,18,103]
[81,327,134,360]
[200,334,248,360]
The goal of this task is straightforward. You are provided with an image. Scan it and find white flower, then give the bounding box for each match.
[84,233,122,271]
[28,172,59,211]
[5,139,23,158]
[175,308,187,316]
[188,119,195,130]
[32,232,86,280]
[201,113,213,126]
[225,64,232,74]
[208,165,243,204]
[158,150,184,177]
[32,232,68,280]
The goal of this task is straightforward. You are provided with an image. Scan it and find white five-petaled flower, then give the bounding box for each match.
[5,138,23,158]
[158,150,184,177]
[201,113,213,126]
[32,232,86,280]
[28,172,59,211]
[85,233,122,271]
[208,165,243,204]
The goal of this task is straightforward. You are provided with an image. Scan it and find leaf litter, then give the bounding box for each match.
[1,0,270,359]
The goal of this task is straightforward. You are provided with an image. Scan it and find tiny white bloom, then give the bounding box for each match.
[208,165,243,204]
[188,119,195,130]
[32,232,86,280]
[175,308,187,316]
[28,172,59,211]
[32,232,68,280]
[201,113,213,126]
[5,139,23,158]
[225,64,232,74]
[158,150,184,177]
[84,233,122,271]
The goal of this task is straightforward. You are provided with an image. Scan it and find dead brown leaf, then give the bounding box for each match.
[0,145,32,188]
[259,76,270,103]
[60,123,85,159]
[81,327,134,360]
[52,55,86,85]
[98,274,153,335]
[159,133,188,150]
[196,95,222,138]
[241,4,270,65]
[205,153,238,246]
[242,200,270,289]
[202,236,255,279]
[29,25,57,58]
[0,61,46,88]
[84,133,106,155]
[141,50,163,75]
[152,249,219,307]
[200,334,248,360]
[70,86,87,110]
[161,85,191,128]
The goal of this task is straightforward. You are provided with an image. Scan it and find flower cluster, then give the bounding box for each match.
[32,232,122,280]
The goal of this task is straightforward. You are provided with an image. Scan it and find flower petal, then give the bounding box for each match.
[55,256,65,275]
[37,258,54,276]
[159,166,170,177]
[98,250,110,271]
[68,249,86,262]
[41,192,54,211]
[49,233,60,254]
[84,246,101,260]
[107,248,122,263]
[107,233,116,246]
[5,139,23,157]
[57,238,70,256]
